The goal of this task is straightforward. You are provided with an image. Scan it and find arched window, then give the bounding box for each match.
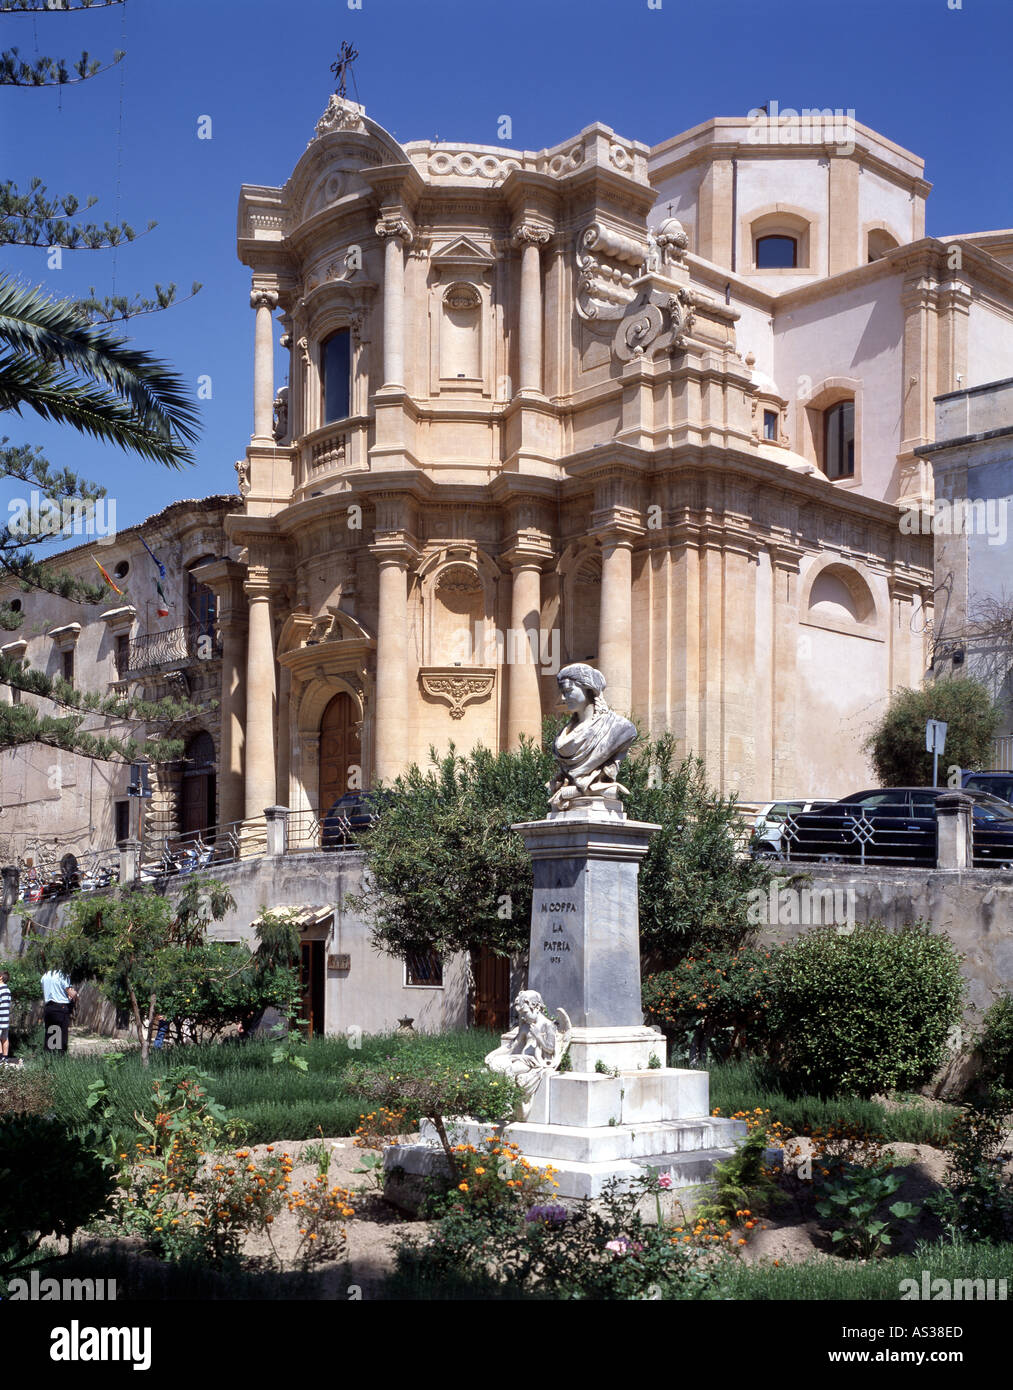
[755,234,798,269]
[823,401,855,480]
[321,328,351,423]
[867,228,899,263]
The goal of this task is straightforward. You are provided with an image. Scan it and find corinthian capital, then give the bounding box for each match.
[512,221,552,249]
[374,215,415,248]
[250,288,279,311]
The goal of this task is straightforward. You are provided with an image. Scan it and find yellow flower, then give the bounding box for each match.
[458,1182,469,1192]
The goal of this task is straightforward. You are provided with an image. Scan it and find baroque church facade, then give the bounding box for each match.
[208,93,1013,826]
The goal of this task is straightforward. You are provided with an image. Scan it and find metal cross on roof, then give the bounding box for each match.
[330,41,359,99]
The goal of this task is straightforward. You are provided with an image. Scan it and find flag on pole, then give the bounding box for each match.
[93,558,124,595]
[155,581,170,618]
[139,535,166,580]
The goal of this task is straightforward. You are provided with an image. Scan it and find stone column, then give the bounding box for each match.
[251,288,278,443]
[936,791,973,870]
[276,663,292,809]
[193,559,248,829]
[506,555,544,746]
[597,535,634,716]
[243,573,277,818]
[264,805,290,857]
[512,223,550,395]
[372,552,409,784]
[217,612,248,828]
[375,217,413,390]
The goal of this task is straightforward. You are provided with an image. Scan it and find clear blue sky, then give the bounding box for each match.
[4,0,1012,548]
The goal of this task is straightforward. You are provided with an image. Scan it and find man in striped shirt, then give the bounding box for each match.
[0,969,11,1061]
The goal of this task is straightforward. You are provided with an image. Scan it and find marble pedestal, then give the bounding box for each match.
[384,797,746,1212]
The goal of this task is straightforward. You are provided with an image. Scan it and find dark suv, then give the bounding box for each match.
[788,786,1013,866]
[321,790,391,849]
[961,770,1013,807]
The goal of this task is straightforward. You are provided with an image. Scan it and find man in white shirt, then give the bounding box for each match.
[41,968,77,1054]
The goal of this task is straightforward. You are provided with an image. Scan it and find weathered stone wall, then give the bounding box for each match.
[758,864,1013,1020]
[0,851,470,1038]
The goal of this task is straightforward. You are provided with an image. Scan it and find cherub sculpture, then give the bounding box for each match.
[546,663,637,811]
[485,990,572,1121]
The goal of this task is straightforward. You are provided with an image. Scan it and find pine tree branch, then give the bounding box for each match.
[0,2,127,12]
[73,282,203,324]
[0,655,210,725]
[0,46,125,85]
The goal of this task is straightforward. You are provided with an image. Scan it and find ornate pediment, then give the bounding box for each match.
[430,234,496,268]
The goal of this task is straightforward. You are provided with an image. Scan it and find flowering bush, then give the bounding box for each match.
[642,948,777,1062]
[398,1172,725,1300]
[345,1049,523,1169]
[437,1135,558,1214]
[283,1170,355,1268]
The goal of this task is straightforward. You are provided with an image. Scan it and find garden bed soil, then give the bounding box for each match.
[65,1131,976,1296]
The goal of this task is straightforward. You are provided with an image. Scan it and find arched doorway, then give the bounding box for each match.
[318,691,361,814]
[179,730,216,838]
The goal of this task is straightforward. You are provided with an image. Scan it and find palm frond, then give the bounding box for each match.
[0,275,200,466]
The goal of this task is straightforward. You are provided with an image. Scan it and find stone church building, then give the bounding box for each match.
[209,96,1013,827]
[6,96,1013,857]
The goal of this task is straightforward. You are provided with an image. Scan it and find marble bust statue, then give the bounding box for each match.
[485,990,572,1120]
[546,663,637,811]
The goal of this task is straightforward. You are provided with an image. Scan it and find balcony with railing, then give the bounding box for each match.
[125,622,221,676]
[296,415,370,496]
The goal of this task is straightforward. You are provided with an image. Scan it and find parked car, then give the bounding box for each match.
[787,786,1013,866]
[962,769,1013,807]
[750,799,834,858]
[322,790,392,849]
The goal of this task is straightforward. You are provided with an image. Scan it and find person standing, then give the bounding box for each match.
[0,970,11,1063]
[41,966,77,1055]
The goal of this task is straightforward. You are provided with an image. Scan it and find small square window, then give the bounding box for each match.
[405,948,443,987]
[763,409,779,442]
[755,235,797,269]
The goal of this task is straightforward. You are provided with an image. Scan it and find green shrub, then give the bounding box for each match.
[864,678,1001,785]
[768,923,964,1098]
[0,1116,115,1283]
[642,947,777,1062]
[978,993,1013,1091]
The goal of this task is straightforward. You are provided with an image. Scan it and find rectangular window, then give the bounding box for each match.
[115,634,130,679]
[763,409,778,441]
[404,948,444,988]
[823,401,855,480]
[62,648,75,685]
[114,800,130,843]
[322,329,351,424]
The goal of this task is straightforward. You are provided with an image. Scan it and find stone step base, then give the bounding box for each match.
[525,1065,709,1127]
[384,1139,743,1205]
[426,1113,746,1165]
